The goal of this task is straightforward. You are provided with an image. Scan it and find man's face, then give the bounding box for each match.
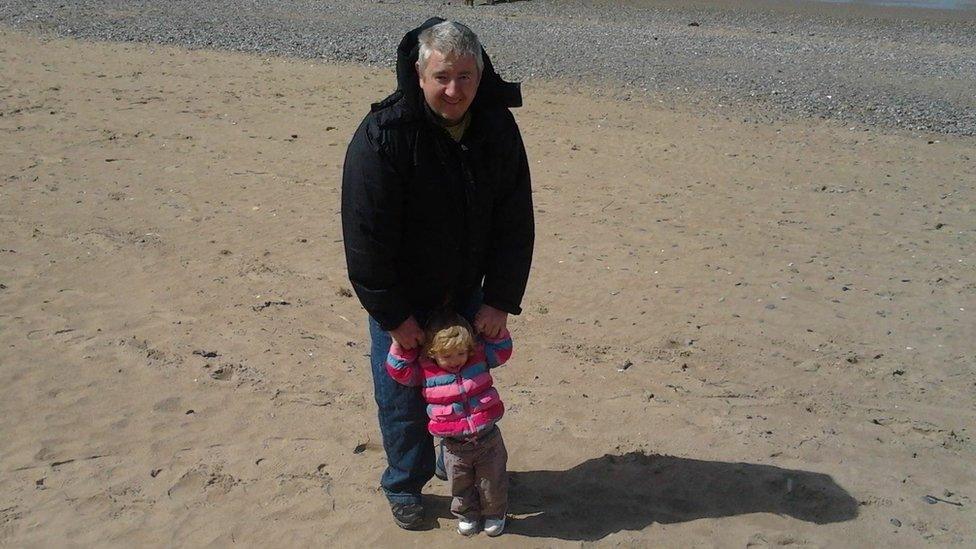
[416,49,480,124]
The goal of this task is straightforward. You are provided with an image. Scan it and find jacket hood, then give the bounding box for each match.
[374,17,522,114]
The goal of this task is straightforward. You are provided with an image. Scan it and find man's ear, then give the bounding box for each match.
[415,61,422,79]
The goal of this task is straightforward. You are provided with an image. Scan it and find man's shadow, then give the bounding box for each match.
[427,452,857,540]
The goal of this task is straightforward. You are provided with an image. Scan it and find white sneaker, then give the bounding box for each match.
[457,518,479,536]
[484,517,505,537]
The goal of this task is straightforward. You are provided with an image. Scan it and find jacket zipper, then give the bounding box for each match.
[456,372,475,435]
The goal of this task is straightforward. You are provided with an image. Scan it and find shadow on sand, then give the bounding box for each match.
[427,451,858,540]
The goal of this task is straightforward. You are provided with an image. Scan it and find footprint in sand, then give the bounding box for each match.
[152,396,181,413]
[209,363,235,381]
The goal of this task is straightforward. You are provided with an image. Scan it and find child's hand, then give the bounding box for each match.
[389,340,420,361]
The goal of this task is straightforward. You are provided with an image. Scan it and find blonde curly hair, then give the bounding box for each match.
[424,311,475,358]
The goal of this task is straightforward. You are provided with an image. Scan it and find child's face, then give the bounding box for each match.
[432,347,469,372]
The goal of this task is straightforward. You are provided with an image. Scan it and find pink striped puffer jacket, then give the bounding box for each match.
[386,330,512,439]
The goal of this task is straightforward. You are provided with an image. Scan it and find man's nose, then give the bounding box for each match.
[445,79,460,97]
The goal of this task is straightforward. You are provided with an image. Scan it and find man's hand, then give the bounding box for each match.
[474,304,508,339]
[390,316,425,349]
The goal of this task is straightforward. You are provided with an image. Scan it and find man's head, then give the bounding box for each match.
[416,21,483,124]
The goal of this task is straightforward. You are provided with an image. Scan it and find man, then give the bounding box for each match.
[341,19,534,529]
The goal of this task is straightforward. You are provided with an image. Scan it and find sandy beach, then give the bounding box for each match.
[1,18,974,547]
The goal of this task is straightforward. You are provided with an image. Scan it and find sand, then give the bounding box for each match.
[1,28,973,547]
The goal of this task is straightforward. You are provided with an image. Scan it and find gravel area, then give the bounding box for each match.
[2,0,975,135]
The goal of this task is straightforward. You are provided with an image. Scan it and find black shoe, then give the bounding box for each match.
[390,502,424,530]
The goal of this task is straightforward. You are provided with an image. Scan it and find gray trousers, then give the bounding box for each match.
[442,427,508,520]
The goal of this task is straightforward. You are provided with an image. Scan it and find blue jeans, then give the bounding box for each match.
[368,294,481,504]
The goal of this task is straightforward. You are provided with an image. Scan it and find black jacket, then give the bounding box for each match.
[341,18,534,330]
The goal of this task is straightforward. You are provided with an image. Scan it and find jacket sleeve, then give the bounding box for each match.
[341,118,412,330]
[386,342,422,386]
[481,328,513,369]
[482,113,534,315]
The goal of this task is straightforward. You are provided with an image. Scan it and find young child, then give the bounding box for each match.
[385,311,512,536]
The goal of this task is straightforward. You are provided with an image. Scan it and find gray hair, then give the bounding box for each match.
[417,21,484,74]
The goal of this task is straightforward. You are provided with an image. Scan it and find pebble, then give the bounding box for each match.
[1,0,974,135]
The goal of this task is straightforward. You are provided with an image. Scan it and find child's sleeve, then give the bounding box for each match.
[386,342,422,386]
[481,328,513,369]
